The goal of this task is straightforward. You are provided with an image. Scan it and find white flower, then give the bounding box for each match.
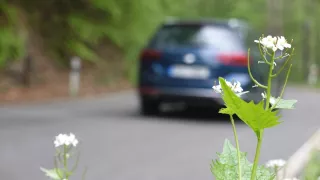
[270,97,277,105]
[230,81,243,93]
[266,159,286,168]
[276,36,291,51]
[261,92,277,105]
[54,134,68,147]
[282,178,299,180]
[255,35,277,51]
[212,80,243,94]
[212,84,222,93]
[254,35,291,52]
[67,133,79,146]
[54,133,79,148]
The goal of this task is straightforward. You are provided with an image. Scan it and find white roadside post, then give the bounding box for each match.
[277,129,320,179]
[69,56,81,97]
[308,63,318,86]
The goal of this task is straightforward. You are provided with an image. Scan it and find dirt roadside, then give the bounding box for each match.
[0,72,133,105]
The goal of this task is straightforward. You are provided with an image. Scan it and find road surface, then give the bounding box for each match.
[0,87,318,180]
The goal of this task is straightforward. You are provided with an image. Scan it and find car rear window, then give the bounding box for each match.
[149,24,244,51]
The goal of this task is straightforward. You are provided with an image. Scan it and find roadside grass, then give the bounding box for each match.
[301,150,320,180]
[288,80,320,90]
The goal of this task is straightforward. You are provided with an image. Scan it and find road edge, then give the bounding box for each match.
[0,88,134,107]
[278,128,320,179]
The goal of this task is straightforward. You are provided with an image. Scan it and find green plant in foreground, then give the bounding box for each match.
[40,133,87,180]
[211,35,298,180]
[302,150,320,180]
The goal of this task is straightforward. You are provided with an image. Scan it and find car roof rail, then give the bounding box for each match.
[163,18,223,26]
[162,17,250,31]
[164,16,179,24]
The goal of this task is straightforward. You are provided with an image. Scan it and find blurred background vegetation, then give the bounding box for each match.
[0,0,320,88]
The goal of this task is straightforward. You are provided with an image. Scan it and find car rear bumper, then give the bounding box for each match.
[138,86,262,107]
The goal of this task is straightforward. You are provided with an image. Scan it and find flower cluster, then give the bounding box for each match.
[266,159,286,168]
[212,80,243,94]
[261,92,277,105]
[254,35,291,52]
[54,133,79,147]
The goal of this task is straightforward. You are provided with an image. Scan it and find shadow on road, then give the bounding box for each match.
[135,106,245,125]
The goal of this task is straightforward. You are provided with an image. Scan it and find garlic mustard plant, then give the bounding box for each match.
[41,133,87,180]
[54,133,79,147]
[213,80,249,97]
[210,35,297,180]
[266,159,287,179]
[266,159,286,168]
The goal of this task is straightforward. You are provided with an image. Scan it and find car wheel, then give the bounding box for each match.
[140,98,160,116]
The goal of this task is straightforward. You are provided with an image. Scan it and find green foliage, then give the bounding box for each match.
[272,98,297,109]
[218,77,281,134]
[0,27,25,67]
[230,0,267,30]
[0,3,26,68]
[0,0,319,83]
[0,0,258,69]
[302,150,320,180]
[40,167,64,180]
[219,107,234,115]
[211,139,275,180]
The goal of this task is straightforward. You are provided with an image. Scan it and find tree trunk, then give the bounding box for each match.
[267,0,283,36]
[267,0,284,97]
[21,55,32,87]
[301,21,311,81]
[301,0,315,81]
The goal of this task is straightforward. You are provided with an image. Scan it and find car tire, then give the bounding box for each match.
[140,98,160,116]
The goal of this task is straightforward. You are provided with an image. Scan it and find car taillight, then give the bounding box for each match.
[140,49,162,60]
[217,53,250,66]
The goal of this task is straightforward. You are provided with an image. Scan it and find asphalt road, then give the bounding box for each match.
[0,87,319,180]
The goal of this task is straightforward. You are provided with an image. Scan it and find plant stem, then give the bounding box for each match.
[271,64,292,110]
[247,49,268,89]
[230,115,242,180]
[265,51,275,110]
[251,51,275,180]
[250,130,264,180]
[275,166,279,180]
[64,145,69,180]
[257,40,272,65]
[271,48,294,77]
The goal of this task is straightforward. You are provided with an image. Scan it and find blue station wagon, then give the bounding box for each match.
[137,18,280,115]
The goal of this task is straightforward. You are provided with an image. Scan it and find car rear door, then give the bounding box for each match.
[139,23,249,89]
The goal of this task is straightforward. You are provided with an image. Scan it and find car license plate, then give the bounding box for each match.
[168,65,210,79]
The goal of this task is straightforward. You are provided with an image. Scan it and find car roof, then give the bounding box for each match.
[162,17,251,40]
[163,17,249,28]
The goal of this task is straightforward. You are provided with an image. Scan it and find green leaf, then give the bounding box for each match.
[237,91,250,97]
[218,77,281,132]
[211,139,251,180]
[273,99,297,109]
[219,107,234,115]
[40,167,64,180]
[256,166,277,180]
[211,139,274,180]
